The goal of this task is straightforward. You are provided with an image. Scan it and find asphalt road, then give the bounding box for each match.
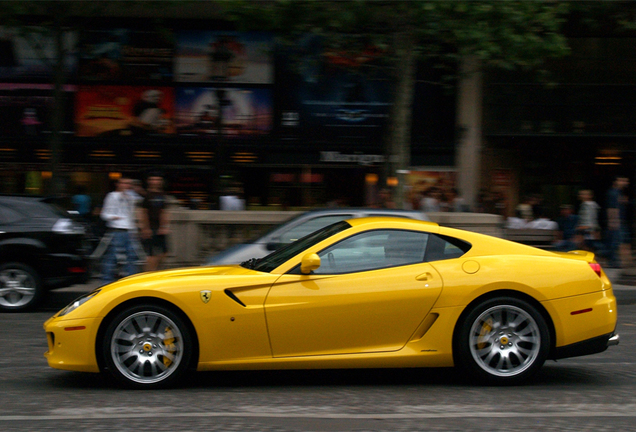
[1,270,635,432]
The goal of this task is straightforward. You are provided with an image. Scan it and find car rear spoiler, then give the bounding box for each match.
[554,249,596,263]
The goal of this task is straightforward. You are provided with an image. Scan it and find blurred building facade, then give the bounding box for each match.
[481,33,636,218]
[0,8,633,217]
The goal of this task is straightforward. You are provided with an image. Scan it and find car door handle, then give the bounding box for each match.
[416,272,433,281]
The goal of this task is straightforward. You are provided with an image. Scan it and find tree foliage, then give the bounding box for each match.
[222,1,570,79]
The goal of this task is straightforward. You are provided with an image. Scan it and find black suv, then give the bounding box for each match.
[0,195,90,311]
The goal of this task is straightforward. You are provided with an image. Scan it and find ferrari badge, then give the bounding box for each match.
[200,290,211,304]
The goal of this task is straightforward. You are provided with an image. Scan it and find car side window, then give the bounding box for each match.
[424,234,472,262]
[312,229,429,275]
[279,215,353,244]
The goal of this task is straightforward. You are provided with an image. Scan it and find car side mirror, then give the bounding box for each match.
[300,253,321,274]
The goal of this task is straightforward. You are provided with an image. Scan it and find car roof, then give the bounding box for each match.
[346,216,438,229]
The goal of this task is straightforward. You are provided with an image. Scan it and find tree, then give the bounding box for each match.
[221,0,570,207]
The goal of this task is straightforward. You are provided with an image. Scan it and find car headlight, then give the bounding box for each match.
[58,289,101,316]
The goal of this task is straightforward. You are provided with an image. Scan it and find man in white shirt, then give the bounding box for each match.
[100,177,139,283]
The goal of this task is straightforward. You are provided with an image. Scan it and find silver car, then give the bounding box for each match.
[206,208,429,265]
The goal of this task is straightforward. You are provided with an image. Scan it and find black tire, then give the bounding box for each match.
[0,262,42,312]
[454,296,550,385]
[101,303,194,389]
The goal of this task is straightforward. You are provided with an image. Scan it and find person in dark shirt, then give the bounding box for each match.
[139,173,170,272]
[554,204,578,251]
[606,176,629,267]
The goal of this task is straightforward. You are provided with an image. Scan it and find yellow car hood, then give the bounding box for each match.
[138,264,262,279]
[58,265,274,320]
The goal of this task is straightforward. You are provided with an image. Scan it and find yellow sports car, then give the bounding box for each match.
[44,217,619,388]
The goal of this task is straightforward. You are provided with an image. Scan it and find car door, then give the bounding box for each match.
[264,229,443,357]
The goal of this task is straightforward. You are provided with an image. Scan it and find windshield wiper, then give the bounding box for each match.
[240,258,260,269]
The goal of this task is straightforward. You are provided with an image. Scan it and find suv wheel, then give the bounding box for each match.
[0,263,42,312]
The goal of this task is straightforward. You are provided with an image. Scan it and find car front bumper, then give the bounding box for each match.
[44,315,101,373]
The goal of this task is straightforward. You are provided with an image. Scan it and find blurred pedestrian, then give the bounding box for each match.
[139,173,170,272]
[531,194,545,222]
[475,189,494,213]
[575,189,601,251]
[99,177,139,283]
[619,188,633,268]
[606,176,629,267]
[554,204,578,251]
[419,187,440,212]
[515,195,534,222]
[447,188,468,212]
[526,207,558,230]
[128,178,146,205]
[71,185,92,222]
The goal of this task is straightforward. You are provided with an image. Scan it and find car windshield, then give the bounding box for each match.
[248,220,352,273]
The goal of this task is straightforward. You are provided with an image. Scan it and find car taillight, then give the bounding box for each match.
[589,263,602,277]
[68,267,86,273]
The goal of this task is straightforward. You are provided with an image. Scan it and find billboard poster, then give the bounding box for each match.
[75,85,175,137]
[0,27,77,81]
[79,29,173,82]
[175,31,273,84]
[0,83,76,136]
[277,34,391,145]
[175,87,272,138]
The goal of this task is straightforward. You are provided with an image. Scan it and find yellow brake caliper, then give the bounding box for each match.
[163,326,176,367]
[477,318,493,350]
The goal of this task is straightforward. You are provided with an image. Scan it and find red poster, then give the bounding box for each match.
[75,85,175,137]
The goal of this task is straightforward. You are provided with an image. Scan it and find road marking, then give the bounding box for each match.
[2,404,636,421]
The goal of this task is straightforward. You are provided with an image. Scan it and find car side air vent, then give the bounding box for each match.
[224,289,246,307]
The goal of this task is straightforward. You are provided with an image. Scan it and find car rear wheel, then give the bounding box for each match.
[455,296,550,385]
[0,262,42,312]
[102,304,193,389]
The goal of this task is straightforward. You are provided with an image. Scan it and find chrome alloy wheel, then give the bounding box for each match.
[0,267,37,309]
[110,311,184,385]
[468,304,541,377]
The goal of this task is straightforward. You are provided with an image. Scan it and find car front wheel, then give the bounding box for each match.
[455,296,550,385]
[102,304,193,388]
[0,262,42,312]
